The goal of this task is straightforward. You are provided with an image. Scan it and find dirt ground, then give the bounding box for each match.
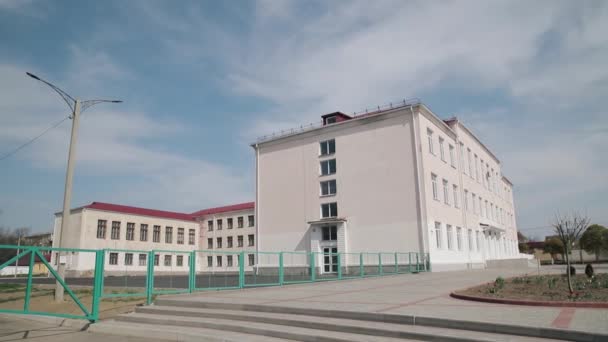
[456,273,608,302]
[0,284,145,319]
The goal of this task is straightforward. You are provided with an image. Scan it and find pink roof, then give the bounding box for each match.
[83,202,197,222]
[190,202,255,217]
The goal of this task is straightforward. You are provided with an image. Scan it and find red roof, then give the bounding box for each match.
[190,202,255,217]
[84,202,197,222]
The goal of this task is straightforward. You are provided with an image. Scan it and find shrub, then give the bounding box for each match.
[513,277,524,284]
[569,266,576,276]
[495,277,505,289]
[548,277,558,289]
[585,264,594,278]
[535,276,545,285]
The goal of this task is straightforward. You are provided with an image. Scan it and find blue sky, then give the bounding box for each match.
[1,0,607,240]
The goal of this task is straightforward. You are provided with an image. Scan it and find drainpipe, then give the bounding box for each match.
[254,143,260,274]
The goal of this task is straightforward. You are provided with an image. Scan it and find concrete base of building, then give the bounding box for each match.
[485,258,532,269]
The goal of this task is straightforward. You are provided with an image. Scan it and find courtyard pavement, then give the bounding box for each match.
[162,266,608,335]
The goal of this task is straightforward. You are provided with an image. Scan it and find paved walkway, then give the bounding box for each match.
[163,267,608,335]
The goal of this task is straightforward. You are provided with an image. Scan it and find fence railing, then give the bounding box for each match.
[0,245,430,322]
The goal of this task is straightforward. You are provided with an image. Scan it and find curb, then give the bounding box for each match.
[0,313,90,330]
[450,292,608,308]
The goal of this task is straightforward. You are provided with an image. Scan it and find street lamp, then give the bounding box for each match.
[26,72,122,302]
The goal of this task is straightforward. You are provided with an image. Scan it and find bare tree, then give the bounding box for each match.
[552,212,590,294]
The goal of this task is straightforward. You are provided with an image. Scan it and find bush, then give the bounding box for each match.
[495,277,505,289]
[548,277,558,289]
[585,264,594,278]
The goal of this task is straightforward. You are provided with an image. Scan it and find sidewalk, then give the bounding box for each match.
[163,267,608,335]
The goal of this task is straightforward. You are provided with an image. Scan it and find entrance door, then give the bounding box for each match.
[323,247,338,273]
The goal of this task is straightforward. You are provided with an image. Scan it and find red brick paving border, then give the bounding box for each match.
[450,292,608,308]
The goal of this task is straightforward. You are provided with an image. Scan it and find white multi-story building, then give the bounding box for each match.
[253,101,521,271]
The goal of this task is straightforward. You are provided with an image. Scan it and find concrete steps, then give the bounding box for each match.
[90,301,563,342]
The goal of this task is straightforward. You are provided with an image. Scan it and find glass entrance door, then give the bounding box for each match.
[323,247,338,273]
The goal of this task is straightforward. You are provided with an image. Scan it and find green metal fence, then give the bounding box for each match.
[0,245,430,322]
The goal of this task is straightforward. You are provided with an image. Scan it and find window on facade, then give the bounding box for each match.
[177,255,183,267]
[154,254,159,266]
[227,255,233,267]
[125,253,133,266]
[207,256,213,267]
[459,143,465,172]
[177,228,184,244]
[217,219,223,230]
[165,227,173,244]
[237,235,244,247]
[320,179,337,196]
[468,229,473,251]
[431,173,438,200]
[481,160,486,188]
[434,222,442,249]
[449,144,455,167]
[248,215,255,227]
[248,254,255,266]
[464,190,469,210]
[207,220,213,231]
[471,193,477,214]
[439,137,445,162]
[111,221,120,240]
[139,254,147,266]
[140,224,148,241]
[320,139,335,156]
[216,255,222,267]
[453,185,459,208]
[475,231,481,252]
[227,236,233,248]
[321,202,338,218]
[427,129,434,154]
[322,226,337,241]
[126,222,135,241]
[474,154,479,182]
[248,234,255,246]
[467,148,473,178]
[446,225,453,250]
[217,237,223,249]
[456,227,462,251]
[153,225,161,243]
[485,201,489,219]
[442,179,450,205]
[320,159,337,175]
[237,216,244,228]
[97,220,107,239]
[227,218,233,229]
[188,229,195,245]
[207,238,213,249]
[164,255,171,266]
[109,253,118,265]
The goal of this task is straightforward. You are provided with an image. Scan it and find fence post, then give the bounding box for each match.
[416,253,420,272]
[408,253,412,273]
[359,253,364,277]
[238,252,245,288]
[146,250,154,305]
[91,249,104,321]
[394,252,398,274]
[427,253,432,272]
[189,251,196,293]
[23,248,35,313]
[378,252,383,276]
[337,252,342,280]
[279,252,284,285]
[310,252,316,282]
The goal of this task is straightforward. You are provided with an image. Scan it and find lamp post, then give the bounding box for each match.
[26,72,122,302]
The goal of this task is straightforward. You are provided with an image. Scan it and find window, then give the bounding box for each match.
[442,179,450,205]
[446,225,453,250]
[468,229,473,251]
[320,139,335,156]
[207,256,213,267]
[322,226,337,241]
[237,217,244,228]
[481,160,486,188]
[217,219,223,230]
[326,116,337,124]
[485,200,489,219]
[439,137,445,162]
[480,197,485,217]
[449,144,455,167]
[126,222,135,241]
[139,254,147,266]
[248,254,255,266]
[434,222,442,249]
[453,185,459,208]
[474,154,479,182]
[207,220,213,231]
[175,228,184,244]
[109,253,118,265]
[248,234,255,246]
[97,220,107,239]
[217,237,223,249]
[227,218,233,229]
[125,253,133,266]
[248,215,255,227]
[140,224,148,241]
[153,225,161,243]
[431,173,439,200]
[111,221,120,240]
[471,193,477,214]
[227,255,233,267]
[475,231,480,252]
[177,255,183,266]
[207,238,213,249]
[490,204,494,221]
[216,255,222,267]
[227,236,233,248]
[320,179,337,196]
[321,202,338,218]
[464,190,469,210]
[237,235,243,247]
[165,227,173,243]
[460,143,465,172]
[164,255,171,266]
[467,148,473,178]
[456,227,462,251]
[188,229,195,245]
[320,159,337,175]
[427,129,434,154]
[154,254,159,266]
